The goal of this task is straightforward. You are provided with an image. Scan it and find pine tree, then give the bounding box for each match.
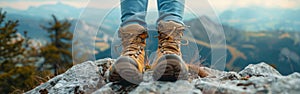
[0,10,24,72]
[40,15,73,75]
[0,9,50,93]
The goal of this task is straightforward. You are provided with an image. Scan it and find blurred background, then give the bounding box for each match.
[1,0,300,93]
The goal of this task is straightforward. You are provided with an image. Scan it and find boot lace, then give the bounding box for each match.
[120,32,147,58]
[158,26,186,55]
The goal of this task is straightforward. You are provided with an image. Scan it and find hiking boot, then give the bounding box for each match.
[109,24,148,85]
[152,21,189,81]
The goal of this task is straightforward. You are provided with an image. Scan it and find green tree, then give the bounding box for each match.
[0,9,50,93]
[0,10,24,72]
[40,15,73,75]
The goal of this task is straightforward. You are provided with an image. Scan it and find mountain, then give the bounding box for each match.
[2,3,118,62]
[2,2,117,43]
[3,2,82,19]
[2,3,300,75]
[2,3,81,43]
[184,16,300,75]
[219,7,300,32]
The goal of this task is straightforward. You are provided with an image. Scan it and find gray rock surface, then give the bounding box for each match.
[238,62,282,77]
[25,58,114,94]
[26,58,300,94]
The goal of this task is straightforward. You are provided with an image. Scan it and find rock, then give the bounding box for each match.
[194,78,254,94]
[269,72,300,93]
[131,80,201,94]
[26,59,300,94]
[26,61,106,94]
[92,83,115,94]
[238,62,282,77]
[195,62,300,94]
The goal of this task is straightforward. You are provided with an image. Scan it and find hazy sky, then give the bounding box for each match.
[1,0,300,12]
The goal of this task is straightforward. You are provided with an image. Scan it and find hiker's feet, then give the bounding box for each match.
[109,24,148,85]
[109,57,143,85]
[152,21,189,81]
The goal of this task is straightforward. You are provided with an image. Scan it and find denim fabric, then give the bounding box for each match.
[120,0,185,28]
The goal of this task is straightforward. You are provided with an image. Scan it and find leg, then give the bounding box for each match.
[157,0,185,25]
[120,0,148,27]
[109,0,149,85]
[152,0,188,81]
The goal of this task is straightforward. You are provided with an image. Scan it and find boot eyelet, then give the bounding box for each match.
[134,54,138,58]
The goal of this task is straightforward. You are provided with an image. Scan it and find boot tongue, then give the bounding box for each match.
[158,21,185,39]
[119,24,146,36]
[118,24,148,56]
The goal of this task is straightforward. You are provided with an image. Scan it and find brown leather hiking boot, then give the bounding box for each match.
[152,21,189,81]
[109,24,148,85]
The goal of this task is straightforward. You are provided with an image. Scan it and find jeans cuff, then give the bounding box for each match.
[121,21,147,29]
[158,16,184,26]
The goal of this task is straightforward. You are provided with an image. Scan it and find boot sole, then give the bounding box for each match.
[153,54,188,82]
[109,56,143,85]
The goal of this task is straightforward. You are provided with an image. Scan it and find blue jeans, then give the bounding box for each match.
[120,0,185,28]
